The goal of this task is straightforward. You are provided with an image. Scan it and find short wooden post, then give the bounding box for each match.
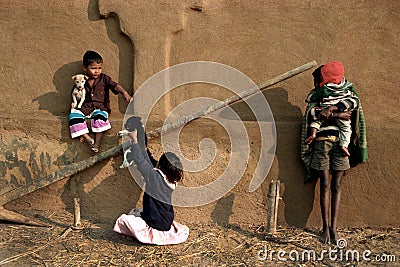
[266,180,280,235]
[273,180,280,231]
[72,197,83,230]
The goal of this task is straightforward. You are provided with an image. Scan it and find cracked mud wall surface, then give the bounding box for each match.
[0,0,399,227]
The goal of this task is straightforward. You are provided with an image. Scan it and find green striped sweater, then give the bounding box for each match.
[301,83,368,183]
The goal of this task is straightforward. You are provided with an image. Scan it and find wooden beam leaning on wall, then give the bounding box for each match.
[0,61,317,207]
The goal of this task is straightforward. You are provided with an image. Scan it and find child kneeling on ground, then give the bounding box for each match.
[113,123,189,245]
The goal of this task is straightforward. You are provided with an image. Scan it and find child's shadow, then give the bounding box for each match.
[33,61,79,119]
[219,87,316,228]
[262,88,316,228]
[211,193,235,227]
[60,161,143,225]
[88,0,134,114]
[33,61,86,165]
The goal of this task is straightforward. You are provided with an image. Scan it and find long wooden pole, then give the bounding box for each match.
[148,61,317,138]
[0,144,122,206]
[0,61,316,206]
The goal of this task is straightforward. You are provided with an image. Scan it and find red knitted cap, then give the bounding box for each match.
[320,61,344,86]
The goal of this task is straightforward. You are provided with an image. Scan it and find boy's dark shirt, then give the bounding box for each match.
[80,73,118,115]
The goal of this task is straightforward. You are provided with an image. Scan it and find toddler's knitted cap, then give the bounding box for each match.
[320,61,344,86]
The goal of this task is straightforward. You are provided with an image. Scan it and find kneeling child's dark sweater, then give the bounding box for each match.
[131,143,175,231]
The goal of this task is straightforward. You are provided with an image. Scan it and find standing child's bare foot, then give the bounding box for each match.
[340,146,350,157]
[320,227,330,244]
[329,227,339,245]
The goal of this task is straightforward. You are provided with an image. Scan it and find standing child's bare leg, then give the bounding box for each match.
[329,170,344,244]
[319,169,331,244]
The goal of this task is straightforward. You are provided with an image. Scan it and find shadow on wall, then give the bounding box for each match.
[61,162,143,223]
[262,88,316,228]
[33,61,81,120]
[33,61,83,165]
[219,87,316,228]
[88,0,134,114]
[210,192,266,241]
[211,193,235,227]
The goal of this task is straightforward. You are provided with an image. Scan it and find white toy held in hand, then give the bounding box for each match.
[118,116,145,169]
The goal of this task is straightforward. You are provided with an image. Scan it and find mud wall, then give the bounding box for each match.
[0,0,399,228]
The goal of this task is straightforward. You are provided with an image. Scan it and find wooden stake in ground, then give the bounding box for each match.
[266,180,280,235]
[71,197,83,230]
[0,61,317,207]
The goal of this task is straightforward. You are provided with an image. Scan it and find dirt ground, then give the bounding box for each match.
[1,210,400,266]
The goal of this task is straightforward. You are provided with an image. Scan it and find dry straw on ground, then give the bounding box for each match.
[1,210,399,266]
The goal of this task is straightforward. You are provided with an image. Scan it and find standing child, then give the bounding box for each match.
[68,50,132,153]
[113,123,189,245]
[301,62,367,244]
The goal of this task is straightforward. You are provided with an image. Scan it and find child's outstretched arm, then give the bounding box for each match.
[128,130,156,183]
[114,84,132,103]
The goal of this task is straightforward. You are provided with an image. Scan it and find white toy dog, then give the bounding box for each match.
[117,116,146,169]
[71,74,88,109]
[118,130,134,169]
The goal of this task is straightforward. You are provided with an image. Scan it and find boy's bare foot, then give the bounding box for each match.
[341,146,350,157]
[320,227,330,244]
[329,227,339,245]
[80,135,94,146]
[90,144,100,153]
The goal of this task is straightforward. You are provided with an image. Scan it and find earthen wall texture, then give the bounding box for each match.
[0,0,399,227]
